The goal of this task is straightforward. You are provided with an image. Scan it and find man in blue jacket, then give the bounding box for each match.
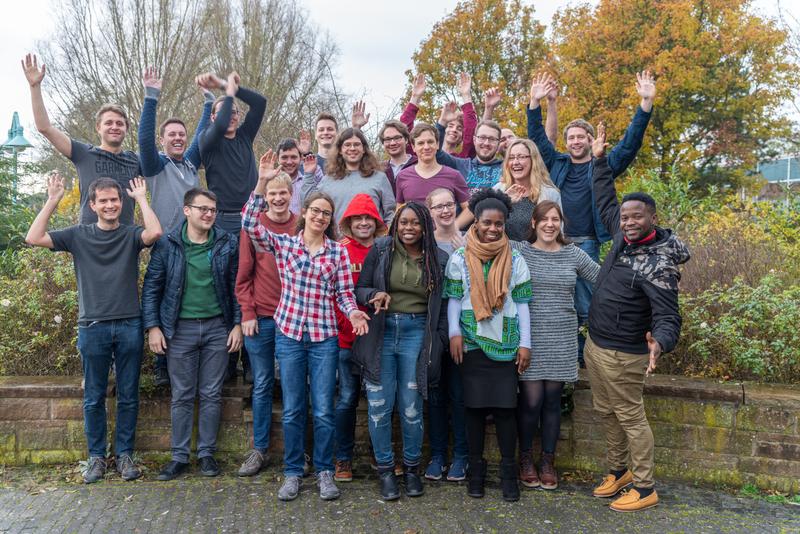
[527,70,656,361]
[142,188,243,480]
[138,67,214,387]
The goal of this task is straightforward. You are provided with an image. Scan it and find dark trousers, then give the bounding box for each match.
[465,407,517,465]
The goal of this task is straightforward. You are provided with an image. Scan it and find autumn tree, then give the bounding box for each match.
[550,0,799,187]
[406,0,548,131]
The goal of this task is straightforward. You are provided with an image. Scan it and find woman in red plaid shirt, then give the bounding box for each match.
[242,150,370,503]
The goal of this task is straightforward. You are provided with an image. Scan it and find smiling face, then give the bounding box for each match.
[278,146,301,177]
[445,119,463,146]
[534,206,561,245]
[620,200,657,242]
[474,124,501,162]
[499,128,516,155]
[396,207,423,248]
[565,126,592,160]
[96,111,128,148]
[316,119,337,149]
[303,198,334,235]
[428,190,457,229]
[348,214,377,242]
[266,182,291,217]
[382,126,407,158]
[160,122,187,158]
[476,208,505,243]
[412,130,438,164]
[183,193,217,233]
[506,143,532,181]
[340,134,365,168]
[89,187,122,224]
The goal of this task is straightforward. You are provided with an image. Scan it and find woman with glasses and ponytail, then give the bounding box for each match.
[445,188,532,502]
[352,201,449,501]
[242,150,370,503]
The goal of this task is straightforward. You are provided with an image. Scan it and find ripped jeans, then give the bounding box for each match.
[365,313,426,469]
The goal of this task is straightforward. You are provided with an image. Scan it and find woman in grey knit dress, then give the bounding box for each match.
[511,200,600,491]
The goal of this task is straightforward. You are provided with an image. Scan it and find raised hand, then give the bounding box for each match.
[258,150,280,182]
[21,54,46,87]
[142,66,162,90]
[439,101,459,126]
[349,310,371,336]
[410,73,426,105]
[484,87,502,109]
[297,130,312,154]
[226,71,240,97]
[126,177,148,202]
[546,79,559,101]
[645,331,662,376]
[351,100,370,129]
[368,291,391,314]
[591,122,608,158]
[195,72,224,90]
[302,153,318,175]
[46,171,65,202]
[529,72,557,104]
[636,70,656,102]
[457,72,472,103]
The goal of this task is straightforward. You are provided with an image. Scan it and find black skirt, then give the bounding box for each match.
[460,349,518,409]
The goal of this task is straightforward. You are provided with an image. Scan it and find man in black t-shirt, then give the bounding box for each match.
[26,174,162,484]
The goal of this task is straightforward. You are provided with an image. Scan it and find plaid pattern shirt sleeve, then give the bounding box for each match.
[241,193,280,254]
[333,245,357,318]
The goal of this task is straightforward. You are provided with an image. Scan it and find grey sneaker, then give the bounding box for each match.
[116,454,142,481]
[238,449,266,477]
[317,470,341,501]
[278,475,302,501]
[83,456,106,484]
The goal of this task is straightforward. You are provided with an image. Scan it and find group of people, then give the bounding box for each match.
[21,52,689,513]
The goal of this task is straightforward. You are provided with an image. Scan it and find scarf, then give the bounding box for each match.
[464,224,513,322]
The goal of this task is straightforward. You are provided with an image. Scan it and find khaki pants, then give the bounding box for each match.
[584,335,655,488]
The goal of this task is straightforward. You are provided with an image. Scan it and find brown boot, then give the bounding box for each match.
[519,450,540,488]
[539,452,558,490]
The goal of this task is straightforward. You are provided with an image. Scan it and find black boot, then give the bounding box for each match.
[403,464,424,497]
[467,458,487,498]
[500,458,520,502]
[379,468,400,501]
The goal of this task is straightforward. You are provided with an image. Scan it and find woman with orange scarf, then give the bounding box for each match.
[444,188,532,502]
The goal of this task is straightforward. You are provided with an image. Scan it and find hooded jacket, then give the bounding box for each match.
[335,194,386,349]
[588,157,690,354]
[142,223,241,339]
[352,236,449,399]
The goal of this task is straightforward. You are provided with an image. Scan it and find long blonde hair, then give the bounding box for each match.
[500,138,557,202]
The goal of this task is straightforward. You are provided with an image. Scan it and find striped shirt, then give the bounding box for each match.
[242,194,357,342]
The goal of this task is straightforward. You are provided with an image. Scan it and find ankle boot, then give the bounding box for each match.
[500,458,520,502]
[539,452,558,490]
[467,458,487,498]
[378,468,400,500]
[403,464,424,497]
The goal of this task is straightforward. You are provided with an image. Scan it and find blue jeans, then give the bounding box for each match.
[77,317,143,458]
[276,331,338,477]
[244,317,277,451]
[334,347,360,461]
[575,239,600,360]
[365,313,426,469]
[427,352,468,461]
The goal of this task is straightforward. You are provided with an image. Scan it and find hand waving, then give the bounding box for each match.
[258,150,281,182]
[303,153,318,175]
[635,70,656,102]
[591,122,608,158]
[142,66,162,90]
[46,171,65,202]
[126,177,148,202]
[410,73,426,105]
[297,130,312,154]
[439,101,459,126]
[457,72,472,102]
[21,54,46,87]
[351,100,370,129]
[484,87,502,109]
[529,72,557,104]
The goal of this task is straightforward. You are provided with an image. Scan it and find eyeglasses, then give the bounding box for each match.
[382,135,405,144]
[342,142,363,150]
[506,155,531,162]
[474,135,500,144]
[189,205,218,215]
[308,206,333,219]
[429,201,456,212]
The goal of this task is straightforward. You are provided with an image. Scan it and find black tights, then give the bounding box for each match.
[465,407,517,463]
[517,380,564,454]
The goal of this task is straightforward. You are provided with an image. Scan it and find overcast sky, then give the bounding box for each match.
[0,0,796,157]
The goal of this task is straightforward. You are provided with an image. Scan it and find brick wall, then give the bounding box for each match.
[1,373,798,493]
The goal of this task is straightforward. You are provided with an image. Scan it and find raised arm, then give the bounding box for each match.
[126,177,163,245]
[607,70,655,177]
[235,78,267,141]
[456,73,477,158]
[197,72,235,152]
[482,87,501,121]
[300,153,321,202]
[435,103,464,170]
[185,82,215,168]
[25,171,65,249]
[351,100,370,130]
[526,73,560,169]
[242,150,284,253]
[591,124,621,235]
[544,83,559,146]
[22,54,71,157]
[138,67,165,177]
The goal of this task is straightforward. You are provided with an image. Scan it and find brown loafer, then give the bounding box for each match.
[593,470,633,497]
[610,488,659,512]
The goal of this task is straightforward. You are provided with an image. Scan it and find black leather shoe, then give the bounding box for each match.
[199,456,220,477]
[403,465,424,497]
[500,459,520,502]
[379,471,400,501]
[157,460,189,481]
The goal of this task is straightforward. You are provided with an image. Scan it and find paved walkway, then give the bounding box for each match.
[1,464,798,533]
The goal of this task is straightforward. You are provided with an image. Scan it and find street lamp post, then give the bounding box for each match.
[1,112,34,200]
